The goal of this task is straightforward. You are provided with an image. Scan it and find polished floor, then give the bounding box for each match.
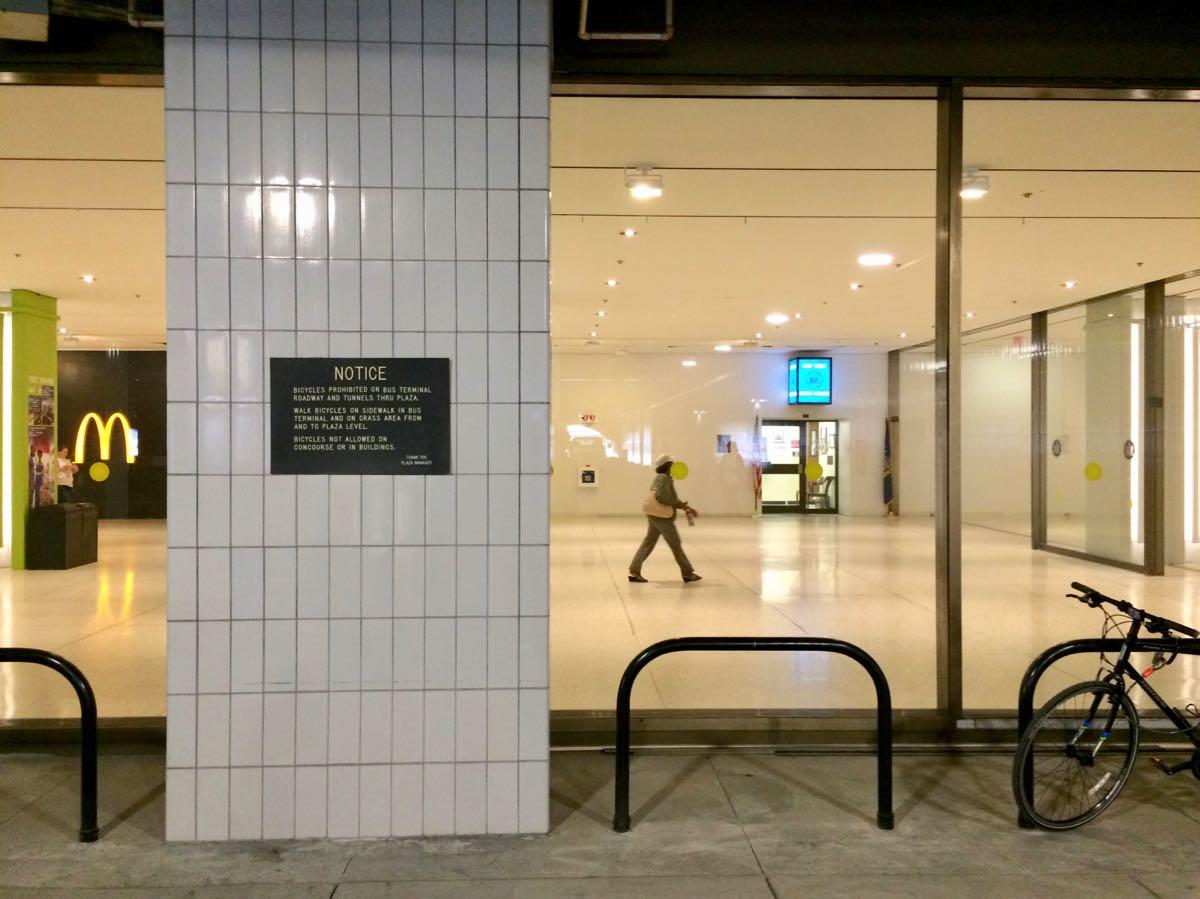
[0,521,166,720]
[5,517,1200,720]
[550,516,1200,712]
[3,747,1200,895]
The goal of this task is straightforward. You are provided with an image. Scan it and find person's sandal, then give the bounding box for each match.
[682,573,702,583]
[628,574,648,583]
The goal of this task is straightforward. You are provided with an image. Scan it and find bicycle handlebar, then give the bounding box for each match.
[1069,581,1200,638]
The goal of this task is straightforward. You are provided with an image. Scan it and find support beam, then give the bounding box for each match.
[1144,280,1166,575]
[1031,312,1048,549]
[934,81,963,721]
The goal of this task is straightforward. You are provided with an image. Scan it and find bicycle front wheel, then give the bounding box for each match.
[1013,680,1139,830]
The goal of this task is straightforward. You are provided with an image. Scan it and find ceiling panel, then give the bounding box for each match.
[0,160,164,209]
[551,98,937,169]
[0,85,165,348]
[0,209,165,347]
[0,86,162,160]
[552,97,1200,353]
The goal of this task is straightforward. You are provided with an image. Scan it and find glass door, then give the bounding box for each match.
[760,420,839,513]
[761,421,802,511]
[1044,291,1144,568]
[804,420,839,513]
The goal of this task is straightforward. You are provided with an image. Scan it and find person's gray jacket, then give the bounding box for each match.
[652,473,687,519]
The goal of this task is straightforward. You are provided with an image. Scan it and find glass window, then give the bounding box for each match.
[550,95,937,713]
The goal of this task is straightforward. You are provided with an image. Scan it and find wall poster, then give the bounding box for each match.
[27,377,55,508]
[270,358,451,475]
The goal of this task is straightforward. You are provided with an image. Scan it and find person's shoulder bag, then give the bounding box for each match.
[641,483,674,519]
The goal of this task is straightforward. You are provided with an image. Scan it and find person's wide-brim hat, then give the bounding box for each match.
[652,453,673,468]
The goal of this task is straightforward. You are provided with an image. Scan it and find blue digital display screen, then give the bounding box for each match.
[788,357,832,405]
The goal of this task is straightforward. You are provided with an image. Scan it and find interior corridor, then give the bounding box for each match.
[4,517,1200,720]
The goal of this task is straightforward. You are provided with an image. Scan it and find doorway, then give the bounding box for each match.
[760,420,839,513]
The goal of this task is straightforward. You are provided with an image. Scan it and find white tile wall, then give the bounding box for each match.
[166,0,550,840]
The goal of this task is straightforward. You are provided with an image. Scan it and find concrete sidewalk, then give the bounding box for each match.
[1,748,1199,897]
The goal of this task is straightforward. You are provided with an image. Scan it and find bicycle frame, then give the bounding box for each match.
[1103,617,1200,749]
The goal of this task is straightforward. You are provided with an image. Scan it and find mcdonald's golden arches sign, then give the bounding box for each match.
[74,412,137,482]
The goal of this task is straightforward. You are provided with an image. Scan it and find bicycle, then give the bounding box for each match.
[1012,581,1200,830]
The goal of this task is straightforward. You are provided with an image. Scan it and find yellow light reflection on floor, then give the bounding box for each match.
[122,570,135,617]
[96,572,111,620]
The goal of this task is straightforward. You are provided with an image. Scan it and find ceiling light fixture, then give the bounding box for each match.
[899,331,908,338]
[58,327,67,334]
[590,331,597,337]
[81,274,96,284]
[714,344,732,352]
[857,252,894,267]
[621,228,637,238]
[597,310,606,317]
[626,166,663,200]
[1063,280,1077,289]
[606,278,618,287]
[755,332,763,339]
[682,359,697,367]
[965,311,976,319]
[765,313,789,325]
[959,168,991,200]
[849,283,863,291]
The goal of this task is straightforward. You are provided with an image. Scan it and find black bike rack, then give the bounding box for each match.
[0,648,99,842]
[613,636,894,833]
[1016,636,1200,828]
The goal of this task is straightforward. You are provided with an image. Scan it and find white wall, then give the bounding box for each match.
[897,347,935,517]
[961,334,1032,535]
[550,351,888,518]
[1045,337,1088,526]
[899,336,1035,536]
[165,0,551,841]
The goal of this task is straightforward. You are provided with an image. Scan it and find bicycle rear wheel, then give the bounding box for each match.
[1013,680,1139,830]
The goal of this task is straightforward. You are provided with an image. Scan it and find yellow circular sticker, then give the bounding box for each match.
[89,461,110,483]
[805,461,824,481]
[670,461,689,480]
[1084,462,1103,481]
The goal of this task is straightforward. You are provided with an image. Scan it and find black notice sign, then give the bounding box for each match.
[270,357,451,475]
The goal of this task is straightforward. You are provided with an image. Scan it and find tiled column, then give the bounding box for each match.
[164,0,550,840]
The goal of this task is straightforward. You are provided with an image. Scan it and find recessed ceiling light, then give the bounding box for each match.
[765,313,789,325]
[858,252,894,267]
[714,344,732,352]
[81,274,96,283]
[606,279,618,287]
[626,166,663,199]
[965,311,975,319]
[621,228,637,238]
[755,332,763,339]
[597,310,606,317]
[899,332,908,338]
[849,283,863,291]
[590,331,597,337]
[682,359,697,367]
[58,327,67,334]
[960,169,990,200]
[793,313,804,319]
[1063,280,1077,289]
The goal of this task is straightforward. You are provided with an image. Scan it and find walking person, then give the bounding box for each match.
[629,454,702,584]
[56,447,79,503]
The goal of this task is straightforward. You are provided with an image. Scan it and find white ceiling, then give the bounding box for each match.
[551,97,1200,354]
[0,85,164,350]
[0,89,1197,356]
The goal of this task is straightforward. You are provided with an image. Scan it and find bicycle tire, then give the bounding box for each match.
[1013,680,1140,830]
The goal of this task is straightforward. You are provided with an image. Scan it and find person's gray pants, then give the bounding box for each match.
[629,516,694,576]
